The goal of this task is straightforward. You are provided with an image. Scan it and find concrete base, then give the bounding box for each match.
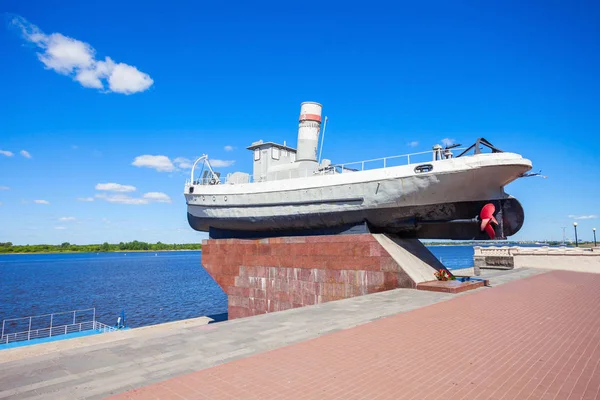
[201,234,449,319]
[474,255,514,270]
[417,279,487,294]
[474,246,600,273]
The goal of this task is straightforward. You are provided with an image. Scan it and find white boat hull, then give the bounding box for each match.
[185,153,532,239]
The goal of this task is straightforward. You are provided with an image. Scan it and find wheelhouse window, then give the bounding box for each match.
[272,147,280,160]
[254,148,260,161]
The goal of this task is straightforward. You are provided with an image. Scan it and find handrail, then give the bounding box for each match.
[185,147,469,186]
[94,321,118,334]
[330,148,467,172]
[1,320,117,345]
[337,149,438,166]
[1,307,96,323]
[1,308,117,345]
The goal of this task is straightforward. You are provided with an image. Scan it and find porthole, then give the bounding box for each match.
[189,187,194,194]
[415,164,433,173]
[202,195,205,201]
[224,196,228,201]
[212,196,216,202]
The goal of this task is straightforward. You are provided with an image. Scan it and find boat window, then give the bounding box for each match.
[254,148,260,161]
[291,153,296,162]
[272,147,280,160]
[414,164,433,173]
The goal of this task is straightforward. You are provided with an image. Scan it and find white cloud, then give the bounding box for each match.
[95,183,136,192]
[132,155,175,172]
[0,186,9,190]
[143,192,172,203]
[569,215,598,220]
[77,197,94,202]
[441,138,455,147]
[0,150,14,157]
[11,16,153,94]
[55,226,66,230]
[95,191,172,205]
[59,217,76,221]
[34,199,50,204]
[224,145,235,152]
[20,150,32,158]
[107,63,154,95]
[95,193,148,205]
[210,159,236,168]
[174,157,193,169]
[407,141,419,147]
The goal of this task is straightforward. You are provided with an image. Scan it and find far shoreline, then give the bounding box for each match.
[1,241,587,255]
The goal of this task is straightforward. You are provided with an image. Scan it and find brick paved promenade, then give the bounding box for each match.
[113,270,600,400]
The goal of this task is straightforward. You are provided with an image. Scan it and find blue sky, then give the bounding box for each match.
[1,1,598,245]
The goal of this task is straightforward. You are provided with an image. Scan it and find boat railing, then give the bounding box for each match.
[186,166,319,186]
[186,147,468,186]
[0,308,117,345]
[325,148,467,175]
[191,177,222,185]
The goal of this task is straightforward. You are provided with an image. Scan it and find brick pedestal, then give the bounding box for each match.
[202,234,448,319]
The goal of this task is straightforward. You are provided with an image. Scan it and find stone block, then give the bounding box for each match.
[380,256,401,272]
[383,272,399,289]
[216,275,235,288]
[228,286,250,297]
[234,275,249,288]
[221,263,240,276]
[416,280,485,294]
[270,244,289,256]
[229,295,250,308]
[228,306,250,319]
[257,245,271,255]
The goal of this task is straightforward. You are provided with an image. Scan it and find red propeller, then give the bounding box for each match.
[480,203,498,239]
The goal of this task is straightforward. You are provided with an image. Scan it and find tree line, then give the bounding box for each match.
[0,241,202,254]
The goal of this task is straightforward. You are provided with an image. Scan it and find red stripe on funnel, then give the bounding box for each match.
[299,114,322,123]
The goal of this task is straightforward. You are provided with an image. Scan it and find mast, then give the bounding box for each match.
[318,116,328,164]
